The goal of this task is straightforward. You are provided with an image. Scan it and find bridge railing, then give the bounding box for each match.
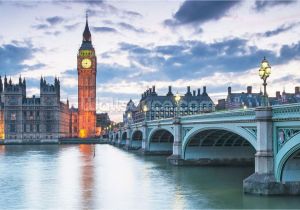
[180,107,256,123]
[125,103,300,129]
[272,103,300,120]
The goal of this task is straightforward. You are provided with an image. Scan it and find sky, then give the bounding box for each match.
[0,0,300,122]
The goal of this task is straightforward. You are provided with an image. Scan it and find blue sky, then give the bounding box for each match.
[0,0,300,121]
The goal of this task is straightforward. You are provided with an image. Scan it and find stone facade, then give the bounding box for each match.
[124,85,215,124]
[0,76,71,142]
[69,106,78,138]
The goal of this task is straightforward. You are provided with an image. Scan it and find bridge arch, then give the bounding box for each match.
[275,133,300,182]
[121,132,127,140]
[131,129,143,149]
[131,129,143,140]
[182,125,257,163]
[120,131,127,145]
[148,127,174,153]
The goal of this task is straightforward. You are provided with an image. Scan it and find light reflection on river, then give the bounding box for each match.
[0,144,299,209]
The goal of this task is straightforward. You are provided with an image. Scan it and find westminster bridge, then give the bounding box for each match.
[109,103,300,195]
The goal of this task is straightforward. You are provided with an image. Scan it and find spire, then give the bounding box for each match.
[19,75,22,85]
[83,12,91,42]
[4,75,7,88]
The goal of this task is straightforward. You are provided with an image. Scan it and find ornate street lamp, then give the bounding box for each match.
[259,57,271,106]
[174,92,181,117]
[143,104,148,122]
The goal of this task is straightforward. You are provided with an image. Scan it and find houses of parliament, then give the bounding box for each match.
[0,15,97,142]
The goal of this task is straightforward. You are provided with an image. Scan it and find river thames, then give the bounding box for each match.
[0,144,299,209]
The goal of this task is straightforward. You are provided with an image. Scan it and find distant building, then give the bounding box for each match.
[270,87,300,105]
[96,113,111,136]
[225,86,262,110]
[124,85,215,124]
[215,99,226,110]
[0,76,71,142]
[123,99,138,125]
[216,86,300,110]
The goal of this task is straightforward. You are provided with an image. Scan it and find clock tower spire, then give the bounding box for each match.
[83,12,91,42]
[77,13,97,138]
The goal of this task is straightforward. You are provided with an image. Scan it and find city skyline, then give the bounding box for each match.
[1,1,300,121]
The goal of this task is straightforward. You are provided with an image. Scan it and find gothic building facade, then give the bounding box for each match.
[0,76,70,142]
[124,85,215,125]
[0,15,99,142]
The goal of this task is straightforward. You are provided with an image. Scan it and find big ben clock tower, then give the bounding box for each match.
[77,14,97,138]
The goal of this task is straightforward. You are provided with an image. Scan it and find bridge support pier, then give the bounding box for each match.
[117,130,122,147]
[112,132,116,145]
[140,123,150,154]
[168,117,185,165]
[243,107,279,195]
[124,128,132,150]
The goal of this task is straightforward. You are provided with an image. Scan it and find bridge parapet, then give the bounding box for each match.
[272,103,300,121]
[180,108,256,124]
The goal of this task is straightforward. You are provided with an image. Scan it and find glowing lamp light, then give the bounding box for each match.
[143,105,148,112]
[79,129,87,138]
[175,92,181,103]
[259,57,271,80]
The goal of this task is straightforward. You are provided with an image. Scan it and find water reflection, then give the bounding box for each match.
[0,145,299,209]
[79,144,95,209]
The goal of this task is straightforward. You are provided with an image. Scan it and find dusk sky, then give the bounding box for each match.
[1,0,300,121]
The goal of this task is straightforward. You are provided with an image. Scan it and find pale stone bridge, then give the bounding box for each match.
[109,103,300,195]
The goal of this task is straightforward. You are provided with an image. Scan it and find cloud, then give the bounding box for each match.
[119,42,151,54]
[123,10,143,18]
[46,16,64,26]
[86,3,142,20]
[254,0,296,12]
[118,22,146,33]
[32,16,64,31]
[64,23,80,31]
[112,37,300,83]
[261,22,300,37]
[33,24,49,30]
[91,26,118,33]
[44,31,61,36]
[165,0,240,26]
[0,41,43,76]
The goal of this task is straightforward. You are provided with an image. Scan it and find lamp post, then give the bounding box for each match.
[174,92,181,117]
[143,105,148,122]
[259,57,271,106]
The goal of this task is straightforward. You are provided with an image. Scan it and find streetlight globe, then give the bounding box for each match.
[143,105,148,112]
[266,67,271,75]
[259,69,264,78]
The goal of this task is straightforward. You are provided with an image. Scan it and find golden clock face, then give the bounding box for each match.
[81,58,92,69]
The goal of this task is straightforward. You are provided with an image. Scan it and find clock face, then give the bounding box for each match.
[81,58,92,69]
